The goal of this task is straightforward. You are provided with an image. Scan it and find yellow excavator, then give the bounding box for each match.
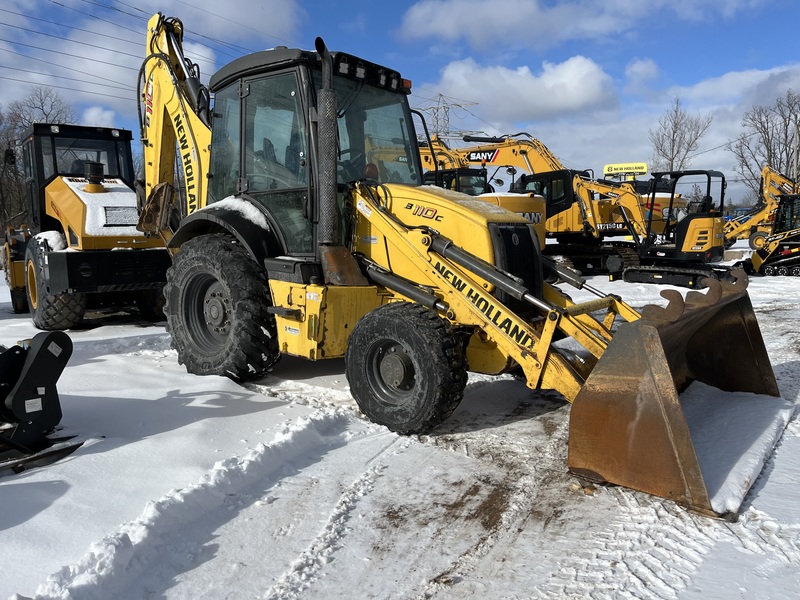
[455,134,731,287]
[724,165,797,250]
[136,12,789,516]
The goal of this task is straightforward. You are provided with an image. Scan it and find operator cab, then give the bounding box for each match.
[205,48,422,256]
[21,123,135,230]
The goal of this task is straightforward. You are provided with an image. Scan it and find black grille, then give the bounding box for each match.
[488,223,542,316]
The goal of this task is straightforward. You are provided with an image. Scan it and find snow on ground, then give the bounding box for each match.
[2,242,800,599]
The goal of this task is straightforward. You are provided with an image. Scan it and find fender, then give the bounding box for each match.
[168,201,285,268]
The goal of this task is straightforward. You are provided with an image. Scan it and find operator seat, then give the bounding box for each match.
[70,159,85,175]
[261,138,277,163]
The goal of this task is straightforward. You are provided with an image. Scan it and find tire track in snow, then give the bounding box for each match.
[413,390,574,599]
[261,464,386,599]
[534,418,800,599]
[535,492,719,599]
[26,408,368,600]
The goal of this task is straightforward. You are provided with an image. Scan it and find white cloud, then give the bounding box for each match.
[416,59,800,203]
[418,55,617,123]
[81,106,117,128]
[399,0,770,49]
[625,58,661,85]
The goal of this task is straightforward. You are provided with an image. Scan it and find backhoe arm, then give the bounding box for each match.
[573,176,650,242]
[137,12,212,242]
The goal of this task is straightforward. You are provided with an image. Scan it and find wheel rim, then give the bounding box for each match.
[752,235,766,250]
[792,267,800,277]
[777,266,789,276]
[365,339,417,404]
[26,259,38,309]
[184,272,232,353]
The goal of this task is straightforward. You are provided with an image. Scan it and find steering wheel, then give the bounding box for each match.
[338,148,365,181]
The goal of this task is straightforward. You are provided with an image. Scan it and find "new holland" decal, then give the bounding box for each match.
[434,261,535,349]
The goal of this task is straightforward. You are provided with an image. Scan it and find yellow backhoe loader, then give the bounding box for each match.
[2,124,171,330]
[724,165,797,250]
[136,12,789,517]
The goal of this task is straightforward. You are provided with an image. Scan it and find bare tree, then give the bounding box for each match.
[728,90,800,198]
[648,96,713,172]
[5,86,77,136]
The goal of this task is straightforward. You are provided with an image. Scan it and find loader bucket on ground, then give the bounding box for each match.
[567,270,792,517]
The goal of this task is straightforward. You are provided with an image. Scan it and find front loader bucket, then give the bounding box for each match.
[567,270,792,517]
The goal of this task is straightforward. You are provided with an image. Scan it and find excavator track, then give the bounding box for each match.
[544,242,639,275]
[621,264,735,289]
[759,254,800,276]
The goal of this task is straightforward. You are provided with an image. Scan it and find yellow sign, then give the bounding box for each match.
[603,163,648,177]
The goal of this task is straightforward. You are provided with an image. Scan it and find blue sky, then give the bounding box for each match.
[2,0,800,202]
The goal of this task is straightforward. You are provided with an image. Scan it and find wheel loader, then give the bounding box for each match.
[1,124,172,330]
[137,12,789,517]
[739,193,800,276]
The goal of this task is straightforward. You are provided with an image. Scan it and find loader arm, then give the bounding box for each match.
[351,181,639,402]
[723,165,792,242]
[137,12,212,244]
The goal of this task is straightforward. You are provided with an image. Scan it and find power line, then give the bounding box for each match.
[1,46,132,89]
[0,64,131,92]
[0,37,139,72]
[46,0,143,37]
[173,0,298,48]
[0,74,135,102]
[0,8,140,48]
[0,22,141,60]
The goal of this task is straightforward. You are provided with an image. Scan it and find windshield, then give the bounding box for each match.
[48,137,130,180]
[314,72,421,186]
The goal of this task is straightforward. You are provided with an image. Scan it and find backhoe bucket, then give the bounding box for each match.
[567,270,791,517]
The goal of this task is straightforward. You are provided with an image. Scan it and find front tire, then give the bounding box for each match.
[25,234,86,330]
[749,231,768,250]
[164,234,280,380]
[345,302,467,434]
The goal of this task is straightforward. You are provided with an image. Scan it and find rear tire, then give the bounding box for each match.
[25,235,86,330]
[345,302,467,434]
[135,286,166,321]
[9,288,28,313]
[163,234,280,380]
[749,231,768,250]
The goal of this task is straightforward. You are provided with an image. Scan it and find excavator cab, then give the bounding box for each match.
[620,170,728,288]
[423,167,490,194]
